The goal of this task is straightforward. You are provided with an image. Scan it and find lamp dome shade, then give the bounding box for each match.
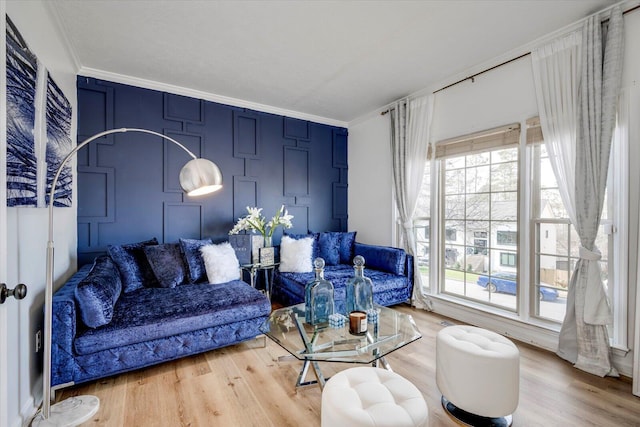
[179,158,223,196]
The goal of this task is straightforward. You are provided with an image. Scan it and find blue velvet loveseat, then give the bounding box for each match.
[51,238,271,391]
[272,232,414,313]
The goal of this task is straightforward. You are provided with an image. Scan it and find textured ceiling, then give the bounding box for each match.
[49,0,616,124]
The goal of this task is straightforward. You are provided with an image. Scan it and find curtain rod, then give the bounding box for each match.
[433,51,531,94]
[381,2,640,116]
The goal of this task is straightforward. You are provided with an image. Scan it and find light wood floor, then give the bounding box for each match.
[58,305,640,426]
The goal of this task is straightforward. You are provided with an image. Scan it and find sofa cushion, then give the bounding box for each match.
[355,243,406,276]
[339,231,357,264]
[279,235,314,273]
[318,232,341,266]
[180,237,213,283]
[144,243,186,288]
[74,256,122,328]
[74,280,270,355]
[108,238,159,293]
[201,242,240,284]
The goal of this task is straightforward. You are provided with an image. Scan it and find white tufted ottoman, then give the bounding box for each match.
[321,367,429,427]
[436,325,519,426]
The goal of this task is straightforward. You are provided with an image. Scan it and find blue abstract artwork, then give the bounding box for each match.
[6,16,38,207]
[6,16,73,207]
[45,74,73,207]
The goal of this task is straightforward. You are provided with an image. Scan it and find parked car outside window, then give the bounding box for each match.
[476,272,558,301]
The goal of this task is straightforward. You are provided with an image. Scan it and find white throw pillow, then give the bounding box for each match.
[279,236,313,273]
[200,242,240,284]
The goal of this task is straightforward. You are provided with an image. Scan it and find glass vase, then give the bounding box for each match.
[304,258,335,325]
[345,255,374,314]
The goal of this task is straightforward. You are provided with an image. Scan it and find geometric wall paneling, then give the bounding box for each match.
[332,183,348,219]
[284,117,310,141]
[76,76,348,263]
[339,168,348,183]
[233,111,261,159]
[332,130,348,168]
[77,166,115,261]
[77,78,115,143]
[163,93,204,124]
[284,204,310,235]
[163,202,203,243]
[77,167,115,220]
[294,196,312,206]
[77,222,90,255]
[163,130,203,193]
[233,176,258,220]
[283,147,309,197]
[77,79,115,168]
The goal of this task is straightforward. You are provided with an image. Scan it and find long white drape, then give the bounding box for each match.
[531,6,623,376]
[390,95,434,309]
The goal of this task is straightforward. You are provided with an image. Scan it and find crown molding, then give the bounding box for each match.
[78,67,348,129]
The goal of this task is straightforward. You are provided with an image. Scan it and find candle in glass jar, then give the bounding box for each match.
[349,311,367,335]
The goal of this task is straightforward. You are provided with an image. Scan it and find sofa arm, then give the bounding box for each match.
[50,264,92,385]
[354,242,408,276]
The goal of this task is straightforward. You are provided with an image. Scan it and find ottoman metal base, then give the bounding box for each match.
[441,396,512,427]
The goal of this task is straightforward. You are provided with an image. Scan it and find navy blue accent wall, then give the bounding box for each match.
[77,77,348,265]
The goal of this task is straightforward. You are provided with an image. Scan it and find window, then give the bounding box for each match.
[437,124,520,311]
[531,122,611,323]
[414,162,431,289]
[411,112,627,348]
[497,231,517,246]
[500,252,517,267]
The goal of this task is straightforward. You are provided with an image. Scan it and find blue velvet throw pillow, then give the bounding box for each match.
[179,237,213,283]
[339,231,357,264]
[355,243,406,276]
[144,243,186,288]
[318,232,341,266]
[107,237,159,293]
[75,255,122,328]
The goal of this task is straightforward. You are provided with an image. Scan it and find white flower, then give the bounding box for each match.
[229,205,294,238]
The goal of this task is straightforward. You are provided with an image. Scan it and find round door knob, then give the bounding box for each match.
[0,283,28,304]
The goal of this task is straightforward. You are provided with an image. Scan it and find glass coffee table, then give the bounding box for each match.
[261,303,421,389]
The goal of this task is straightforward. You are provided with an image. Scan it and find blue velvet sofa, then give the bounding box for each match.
[273,234,414,313]
[51,238,271,391]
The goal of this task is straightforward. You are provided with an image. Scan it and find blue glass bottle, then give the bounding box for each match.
[304,258,335,325]
[345,255,374,314]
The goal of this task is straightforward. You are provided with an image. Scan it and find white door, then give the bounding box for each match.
[1,2,23,425]
[1,2,9,425]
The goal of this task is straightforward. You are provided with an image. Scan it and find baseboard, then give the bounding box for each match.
[21,373,43,427]
[19,395,37,427]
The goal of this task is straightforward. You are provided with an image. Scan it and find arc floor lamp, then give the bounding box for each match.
[31,128,223,426]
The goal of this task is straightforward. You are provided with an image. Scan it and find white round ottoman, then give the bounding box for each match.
[436,325,519,426]
[321,367,429,427]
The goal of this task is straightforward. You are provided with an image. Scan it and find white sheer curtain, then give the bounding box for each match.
[531,6,623,376]
[390,95,434,309]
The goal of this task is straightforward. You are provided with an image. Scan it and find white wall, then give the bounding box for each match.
[5,1,78,424]
[348,9,640,377]
[348,112,394,246]
[430,56,537,141]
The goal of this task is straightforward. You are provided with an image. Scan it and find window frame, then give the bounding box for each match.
[435,124,521,311]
